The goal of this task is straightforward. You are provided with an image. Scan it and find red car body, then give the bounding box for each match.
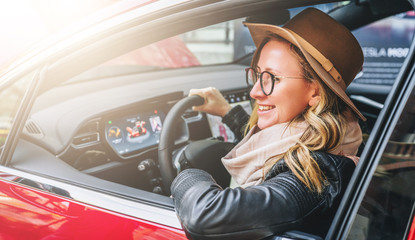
[0,176,186,239]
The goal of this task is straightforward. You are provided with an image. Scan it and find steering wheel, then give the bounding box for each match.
[158,95,204,195]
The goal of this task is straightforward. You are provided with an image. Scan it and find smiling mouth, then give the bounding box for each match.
[258,105,275,111]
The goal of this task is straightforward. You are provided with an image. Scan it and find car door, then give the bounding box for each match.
[2,1,414,239]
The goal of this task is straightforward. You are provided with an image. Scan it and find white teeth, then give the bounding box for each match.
[259,105,274,111]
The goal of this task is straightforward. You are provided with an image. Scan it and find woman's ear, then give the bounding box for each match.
[308,82,320,107]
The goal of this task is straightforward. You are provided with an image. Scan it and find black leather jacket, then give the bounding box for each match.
[171,152,355,240]
[221,105,250,142]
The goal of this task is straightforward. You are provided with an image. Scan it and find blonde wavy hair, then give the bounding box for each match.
[246,35,351,193]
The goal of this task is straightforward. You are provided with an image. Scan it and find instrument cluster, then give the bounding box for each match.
[105,109,165,157]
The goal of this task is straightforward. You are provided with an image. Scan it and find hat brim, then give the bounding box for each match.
[244,22,366,121]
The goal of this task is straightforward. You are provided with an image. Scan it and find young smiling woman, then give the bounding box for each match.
[171,8,365,239]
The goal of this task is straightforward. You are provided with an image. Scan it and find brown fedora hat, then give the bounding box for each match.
[244,8,366,121]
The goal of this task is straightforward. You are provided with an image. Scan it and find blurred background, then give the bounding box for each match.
[0,0,117,68]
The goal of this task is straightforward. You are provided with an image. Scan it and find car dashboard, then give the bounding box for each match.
[18,64,250,194]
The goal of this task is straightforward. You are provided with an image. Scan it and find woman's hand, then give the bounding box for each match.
[189,87,232,117]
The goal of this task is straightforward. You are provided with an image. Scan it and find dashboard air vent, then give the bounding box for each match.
[24,120,44,138]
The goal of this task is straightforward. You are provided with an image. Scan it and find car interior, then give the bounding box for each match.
[5,0,414,232]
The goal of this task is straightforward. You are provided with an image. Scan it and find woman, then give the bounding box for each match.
[171,8,364,239]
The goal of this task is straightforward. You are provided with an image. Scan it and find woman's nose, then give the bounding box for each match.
[250,80,264,99]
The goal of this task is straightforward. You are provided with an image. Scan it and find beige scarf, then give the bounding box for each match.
[222,120,362,188]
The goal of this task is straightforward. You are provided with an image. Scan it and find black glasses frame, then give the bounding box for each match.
[245,67,306,96]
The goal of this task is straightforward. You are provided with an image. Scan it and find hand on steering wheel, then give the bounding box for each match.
[189,87,232,117]
[158,95,204,195]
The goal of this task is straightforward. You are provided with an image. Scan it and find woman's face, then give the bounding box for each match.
[250,39,319,129]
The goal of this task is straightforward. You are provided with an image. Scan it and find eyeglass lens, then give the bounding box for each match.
[246,68,274,95]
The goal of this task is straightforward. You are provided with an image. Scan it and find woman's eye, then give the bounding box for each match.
[274,76,281,82]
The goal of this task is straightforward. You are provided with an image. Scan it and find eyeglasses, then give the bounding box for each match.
[245,67,306,96]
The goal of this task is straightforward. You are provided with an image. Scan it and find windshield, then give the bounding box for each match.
[69,2,354,83]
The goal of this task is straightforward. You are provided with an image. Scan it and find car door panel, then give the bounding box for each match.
[0,170,187,239]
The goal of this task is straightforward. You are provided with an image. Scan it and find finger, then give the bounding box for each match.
[188,89,198,96]
[192,105,204,112]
